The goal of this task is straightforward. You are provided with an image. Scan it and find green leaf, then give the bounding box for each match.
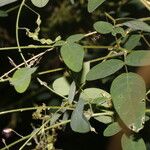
[31,0,49,8]
[124,34,141,50]
[126,50,150,66]
[70,99,90,133]
[121,134,146,150]
[10,67,37,93]
[61,43,84,72]
[87,59,124,80]
[93,21,114,34]
[103,122,122,137]
[81,62,90,84]
[122,20,150,32]
[53,77,70,96]
[0,0,17,7]
[110,73,146,132]
[66,34,84,43]
[68,81,76,104]
[88,0,105,13]
[0,10,8,17]
[94,115,113,124]
[112,27,126,37]
[80,88,111,108]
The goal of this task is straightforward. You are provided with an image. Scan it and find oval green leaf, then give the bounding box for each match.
[10,67,37,93]
[110,73,146,132]
[87,59,124,80]
[123,34,141,50]
[60,43,84,72]
[103,122,122,137]
[66,34,84,43]
[93,21,114,34]
[80,88,111,107]
[94,115,113,124]
[88,0,105,13]
[112,27,126,37]
[0,0,17,7]
[70,99,90,133]
[126,50,150,66]
[53,77,70,96]
[121,134,146,150]
[31,0,49,8]
[122,20,150,32]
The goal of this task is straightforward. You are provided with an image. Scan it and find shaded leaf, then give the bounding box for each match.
[110,73,146,132]
[68,81,76,104]
[124,34,141,50]
[66,34,84,43]
[103,122,122,137]
[70,99,90,133]
[93,21,113,34]
[126,50,150,66]
[121,134,146,150]
[122,20,150,32]
[0,10,8,17]
[31,0,49,8]
[112,27,126,37]
[53,77,70,96]
[88,0,105,13]
[61,43,84,72]
[87,59,124,80]
[10,67,37,93]
[80,88,111,107]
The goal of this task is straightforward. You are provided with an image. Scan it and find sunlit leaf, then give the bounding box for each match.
[66,34,84,43]
[53,77,70,96]
[93,21,113,34]
[88,0,105,13]
[124,34,141,50]
[121,134,146,150]
[61,43,84,72]
[0,10,8,17]
[70,99,90,133]
[103,122,122,137]
[31,0,49,8]
[126,50,150,66]
[80,88,111,107]
[111,73,146,132]
[94,115,113,124]
[81,62,90,84]
[68,81,76,104]
[87,59,124,80]
[10,67,37,93]
[122,20,150,32]
[0,0,17,7]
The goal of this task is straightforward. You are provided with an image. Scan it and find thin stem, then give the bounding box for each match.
[6,5,20,13]
[87,51,125,63]
[84,31,97,37]
[38,68,64,75]
[141,35,150,47]
[16,0,28,65]
[0,45,112,51]
[0,106,73,116]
